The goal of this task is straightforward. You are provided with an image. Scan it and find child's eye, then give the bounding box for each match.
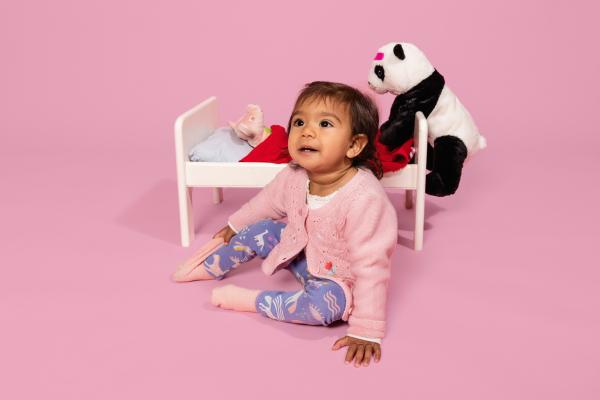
[292,119,304,127]
[320,120,333,128]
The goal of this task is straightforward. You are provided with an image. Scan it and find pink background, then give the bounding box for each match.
[1,0,599,398]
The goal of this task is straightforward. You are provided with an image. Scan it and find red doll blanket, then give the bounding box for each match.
[240,125,414,173]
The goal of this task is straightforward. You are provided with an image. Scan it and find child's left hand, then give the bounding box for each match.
[332,336,381,367]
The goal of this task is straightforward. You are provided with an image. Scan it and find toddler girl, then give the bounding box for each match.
[173,82,398,367]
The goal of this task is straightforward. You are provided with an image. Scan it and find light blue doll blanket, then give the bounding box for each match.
[188,126,253,162]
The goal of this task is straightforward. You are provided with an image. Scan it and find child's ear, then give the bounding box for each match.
[347,134,368,159]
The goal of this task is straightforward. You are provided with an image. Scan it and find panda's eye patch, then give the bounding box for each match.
[374,65,385,81]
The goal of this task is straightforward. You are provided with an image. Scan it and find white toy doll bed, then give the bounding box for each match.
[175,97,428,250]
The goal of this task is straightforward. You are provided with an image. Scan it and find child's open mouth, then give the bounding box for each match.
[299,146,318,153]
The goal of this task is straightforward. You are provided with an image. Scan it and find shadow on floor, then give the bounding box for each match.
[115,180,253,246]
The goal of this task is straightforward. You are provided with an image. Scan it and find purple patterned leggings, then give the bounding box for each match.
[203,219,346,326]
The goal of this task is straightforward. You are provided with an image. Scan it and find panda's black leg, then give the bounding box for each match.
[425,136,468,196]
[426,143,435,171]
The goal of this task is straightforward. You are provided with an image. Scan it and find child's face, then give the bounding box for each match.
[288,98,357,175]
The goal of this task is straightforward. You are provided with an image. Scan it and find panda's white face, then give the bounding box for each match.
[368,42,435,96]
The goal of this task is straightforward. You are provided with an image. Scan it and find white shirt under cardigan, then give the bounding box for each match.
[305,180,381,345]
[228,180,382,345]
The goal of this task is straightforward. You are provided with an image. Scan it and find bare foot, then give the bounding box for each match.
[211,284,260,312]
[171,238,224,282]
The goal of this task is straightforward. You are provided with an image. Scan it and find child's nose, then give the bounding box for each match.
[301,124,316,137]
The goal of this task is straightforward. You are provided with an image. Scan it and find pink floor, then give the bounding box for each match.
[2,1,599,399]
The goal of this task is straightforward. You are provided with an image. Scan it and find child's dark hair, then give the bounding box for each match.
[287,81,383,179]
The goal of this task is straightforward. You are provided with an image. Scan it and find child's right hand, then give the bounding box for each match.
[213,225,236,244]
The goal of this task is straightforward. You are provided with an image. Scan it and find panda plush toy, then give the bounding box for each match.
[368,42,486,196]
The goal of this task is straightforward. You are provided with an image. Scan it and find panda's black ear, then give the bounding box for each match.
[393,44,406,60]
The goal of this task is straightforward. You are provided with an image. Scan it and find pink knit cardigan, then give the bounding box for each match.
[228,164,398,339]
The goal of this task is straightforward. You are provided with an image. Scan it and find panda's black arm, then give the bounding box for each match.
[379,94,415,150]
[380,119,414,151]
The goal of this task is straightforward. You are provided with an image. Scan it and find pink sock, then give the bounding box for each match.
[211,284,260,312]
[172,237,225,282]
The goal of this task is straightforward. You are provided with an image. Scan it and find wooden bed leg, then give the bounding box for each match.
[405,190,414,209]
[414,187,425,251]
[413,112,427,251]
[178,186,194,247]
[212,187,223,204]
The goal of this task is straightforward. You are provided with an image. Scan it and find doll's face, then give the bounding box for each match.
[288,98,361,174]
[230,104,264,146]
